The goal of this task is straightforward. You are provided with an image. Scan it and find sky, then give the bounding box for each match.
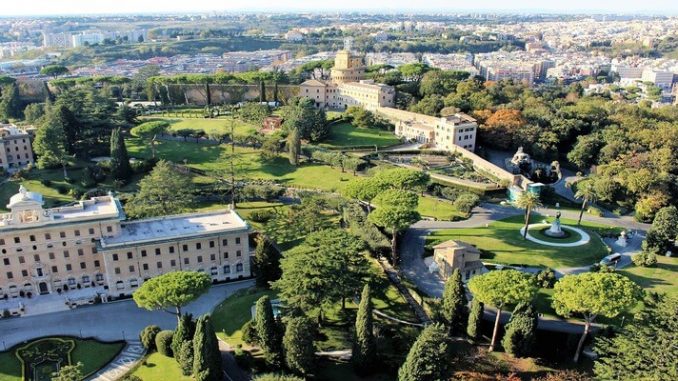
[1,0,677,16]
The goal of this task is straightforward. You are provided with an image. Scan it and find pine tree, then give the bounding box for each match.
[501,302,538,357]
[172,314,195,361]
[466,299,484,340]
[397,323,451,381]
[260,81,267,103]
[352,284,376,374]
[253,235,282,288]
[33,111,68,170]
[255,296,284,369]
[441,269,468,334]
[110,127,132,181]
[283,317,316,376]
[192,314,222,381]
[287,127,300,166]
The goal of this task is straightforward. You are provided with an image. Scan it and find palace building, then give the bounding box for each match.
[0,124,35,170]
[0,186,251,302]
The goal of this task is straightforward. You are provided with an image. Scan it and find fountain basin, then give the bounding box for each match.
[520,223,591,247]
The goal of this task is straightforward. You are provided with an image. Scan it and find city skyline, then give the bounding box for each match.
[2,0,678,16]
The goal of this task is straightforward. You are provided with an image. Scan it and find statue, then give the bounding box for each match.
[545,210,566,238]
[616,231,628,248]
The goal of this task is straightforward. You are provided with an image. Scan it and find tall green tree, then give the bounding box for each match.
[552,272,642,362]
[352,284,376,374]
[441,268,468,334]
[125,160,195,218]
[644,205,678,254]
[501,302,538,357]
[49,104,80,155]
[130,120,169,158]
[287,126,300,166]
[280,97,327,142]
[468,270,537,351]
[40,65,69,78]
[466,299,484,340]
[133,271,211,321]
[574,180,597,225]
[594,294,677,380]
[260,81,267,103]
[172,314,196,361]
[515,191,542,239]
[110,127,132,181]
[255,295,284,368]
[193,314,222,381]
[342,177,387,213]
[283,317,316,376]
[253,235,282,288]
[0,83,21,120]
[397,323,451,381]
[373,168,430,192]
[368,205,419,265]
[33,111,69,175]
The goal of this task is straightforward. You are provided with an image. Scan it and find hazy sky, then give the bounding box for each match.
[1,0,677,16]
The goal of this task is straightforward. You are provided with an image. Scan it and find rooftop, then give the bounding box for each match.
[100,209,248,248]
[433,240,480,253]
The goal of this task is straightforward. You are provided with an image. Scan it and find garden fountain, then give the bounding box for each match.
[544,211,566,238]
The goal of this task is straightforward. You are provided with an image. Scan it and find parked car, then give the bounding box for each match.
[600,253,622,266]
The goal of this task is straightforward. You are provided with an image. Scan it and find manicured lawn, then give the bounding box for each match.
[618,255,678,297]
[130,352,192,381]
[426,214,612,268]
[212,288,277,346]
[322,122,401,148]
[0,337,124,381]
[126,138,356,192]
[162,117,257,137]
[416,196,464,220]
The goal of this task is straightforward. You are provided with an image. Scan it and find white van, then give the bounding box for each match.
[600,253,622,266]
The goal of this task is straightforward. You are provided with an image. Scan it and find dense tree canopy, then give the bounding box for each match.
[125,160,195,218]
[133,271,211,318]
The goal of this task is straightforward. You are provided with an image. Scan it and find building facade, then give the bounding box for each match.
[431,240,484,281]
[0,124,35,170]
[0,187,251,301]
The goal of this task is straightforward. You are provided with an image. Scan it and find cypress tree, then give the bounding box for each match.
[253,235,282,288]
[193,314,222,381]
[287,127,300,166]
[467,299,484,340]
[260,81,267,103]
[397,323,451,381]
[177,340,194,376]
[273,81,279,104]
[0,83,21,120]
[172,314,195,360]
[283,317,316,376]
[110,127,132,181]
[352,284,376,374]
[441,269,468,334]
[501,302,538,357]
[255,295,284,368]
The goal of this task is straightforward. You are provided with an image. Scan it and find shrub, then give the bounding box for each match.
[233,345,254,370]
[241,319,259,345]
[632,251,657,267]
[587,206,604,217]
[155,330,175,357]
[40,179,52,187]
[56,185,69,195]
[535,268,557,288]
[249,209,275,223]
[453,193,480,214]
[140,325,161,351]
[176,340,194,376]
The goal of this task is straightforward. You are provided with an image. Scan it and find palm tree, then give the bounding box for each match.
[574,180,597,225]
[515,191,542,239]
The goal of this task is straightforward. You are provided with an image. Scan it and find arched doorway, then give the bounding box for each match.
[38,282,49,295]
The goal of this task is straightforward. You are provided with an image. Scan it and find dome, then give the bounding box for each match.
[7,185,43,209]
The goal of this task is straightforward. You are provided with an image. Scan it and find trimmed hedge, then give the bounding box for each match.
[155,330,175,357]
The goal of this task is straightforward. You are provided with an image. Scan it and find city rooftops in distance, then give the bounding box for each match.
[0,186,123,230]
[99,209,249,249]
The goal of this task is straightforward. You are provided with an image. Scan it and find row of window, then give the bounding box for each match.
[113,249,242,265]
[0,226,113,245]
[2,247,98,265]
[0,274,105,295]
[4,260,102,280]
[113,262,244,275]
[109,237,241,261]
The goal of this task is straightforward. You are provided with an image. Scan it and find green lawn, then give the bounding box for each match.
[426,214,612,268]
[212,288,277,346]
[416,196,464,221]
[0,337,124,381]
[618,255,678,297]
[161,117,257,137]
[126,138,356,192]
[130,352,192,381]
[321,122,401,148]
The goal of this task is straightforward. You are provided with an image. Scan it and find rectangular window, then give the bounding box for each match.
[6,272,12,279]
[223,252,229,259]
[209,241,215,248]
[106,226,113,233]
[236,250,241,257]
[127,252,133,259]
[80,262,86,269]
[49,253,55,260]
[18,256,24,264]
[52,266,58,273]
[94,260,100,267]
[197,256,203,263]
[74,230,80,237]
[0,239,4,245]
[141,250,147,257]
[21,269,28,277]
[184,258,189,265]
[78,249,84,256]
[33,254,40,262]
[143,263,149,270]
[182,244,188,252]
[157,262,162,269]
[222,239,228,246]
[63,250,70,258]
[155,248,161,256]
[169,246,175,254]
[14,237,20,244]
[29,235,36,242]
[44,233,51,240]
[235,237,241,245]
[115,267,120,274]
[129,265,135,273]
[210,254,216,261]
[170,260,176,267]
[92,247,98,254]
[196,243,202,250]
[89,228,95,235]
[59,232,66,238]
[112,254,118,261]
[66,264,72,271]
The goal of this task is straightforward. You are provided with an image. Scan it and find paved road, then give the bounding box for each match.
[0,280,254,349]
